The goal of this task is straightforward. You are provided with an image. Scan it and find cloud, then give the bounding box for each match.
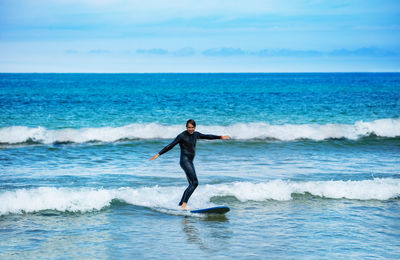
[136,48,168,55]
[173,47,195,57]
[65,49,79,54]
[38,0,400,22]
[256,49,323,57]
[329,47,396,57]
[253,47,397,58]
[203,47,246,56]
[89,49,110,54]
[65,46,397,58]
[200,47,397,58]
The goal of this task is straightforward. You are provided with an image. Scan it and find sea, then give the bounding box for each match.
[1,73,400,259]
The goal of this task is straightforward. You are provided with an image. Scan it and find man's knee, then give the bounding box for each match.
[193,179,199,189]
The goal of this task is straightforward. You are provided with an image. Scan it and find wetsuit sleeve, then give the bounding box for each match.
[158,135,181,155]
[197,132,222,140]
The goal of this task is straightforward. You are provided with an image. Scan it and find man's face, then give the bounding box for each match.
[186,123,195,135]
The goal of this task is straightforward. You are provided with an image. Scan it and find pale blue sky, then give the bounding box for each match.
[0,0,399,72]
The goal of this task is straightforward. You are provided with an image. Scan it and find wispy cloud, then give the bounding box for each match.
[136,48,168,55]
[203,47,246,56]
[256,49,323,57]
[199,47,398,58]
[65,49,79,54]
[329,47,396,57]
[89,49,110,54]
[173,47,195,57]
[66,46,397,58]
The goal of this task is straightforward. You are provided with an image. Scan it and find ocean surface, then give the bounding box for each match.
[1,73,400,259]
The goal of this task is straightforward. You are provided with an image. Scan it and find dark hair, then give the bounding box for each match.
[186,119,196,127]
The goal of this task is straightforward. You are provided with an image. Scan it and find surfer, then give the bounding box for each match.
[150,119,231,210]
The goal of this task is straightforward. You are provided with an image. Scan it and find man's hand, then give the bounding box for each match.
[150,154,160,160]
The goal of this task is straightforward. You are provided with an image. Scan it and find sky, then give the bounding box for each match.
[0,0,399,72]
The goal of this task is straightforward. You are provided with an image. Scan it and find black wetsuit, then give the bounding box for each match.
[158,131,221,206]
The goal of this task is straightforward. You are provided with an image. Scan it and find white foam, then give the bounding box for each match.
[207,178,400,201]
[0,124,181,144]
[1,179,399,216]
[1,118,399,144]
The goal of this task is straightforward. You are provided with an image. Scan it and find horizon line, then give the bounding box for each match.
[1,71,400,74]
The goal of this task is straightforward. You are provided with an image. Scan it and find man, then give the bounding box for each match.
[150,119,230,210]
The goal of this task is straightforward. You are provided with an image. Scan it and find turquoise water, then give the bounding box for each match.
[1,73,400,259]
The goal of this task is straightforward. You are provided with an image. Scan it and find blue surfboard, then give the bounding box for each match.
[190,206,230,214]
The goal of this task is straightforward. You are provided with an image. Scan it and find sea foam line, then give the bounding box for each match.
[1,179,399,216]
[0,118,399,144]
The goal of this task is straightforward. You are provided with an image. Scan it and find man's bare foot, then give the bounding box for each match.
[180,203,189,210]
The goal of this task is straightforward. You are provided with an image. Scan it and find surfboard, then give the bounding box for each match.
[190,206,230,214]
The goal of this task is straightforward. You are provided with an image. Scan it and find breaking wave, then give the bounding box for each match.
[1,118,399,145]
[1,178,399,216]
